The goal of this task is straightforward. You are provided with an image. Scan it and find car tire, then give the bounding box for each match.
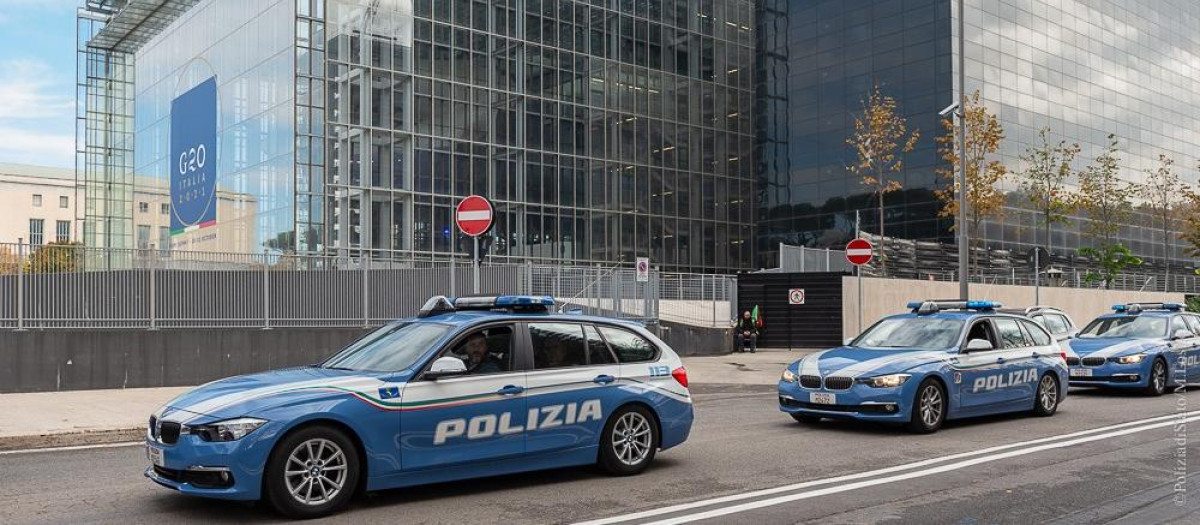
[906,379,946,434]
[598,405,660,476]
[1032,373,1060,417]
[264,425,361,519]
[790,413,821,424]
[1142,358,1168,396]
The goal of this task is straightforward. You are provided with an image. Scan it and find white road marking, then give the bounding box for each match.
[0,441,143,456]
[576,411,1198,525]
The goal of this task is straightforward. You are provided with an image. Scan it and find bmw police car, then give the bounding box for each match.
[779,300,1068,433]
[144,295,693,518]
[1065,303,1200,395]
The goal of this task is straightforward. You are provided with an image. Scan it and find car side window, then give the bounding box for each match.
[1056,314,1075,332]
[1185,315,1200,335]
[1170,316,1191,336]
[530,323,589,369]
[1020,319,1052,346]
[440,325,514,375]
[597,326,658,362]
[994,318,1031,349]
[964,320,998,349]
[585,325,617,364]
[1041,314,1067,335]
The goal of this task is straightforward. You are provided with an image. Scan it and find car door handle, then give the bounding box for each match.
[996,357,1006,364]
[496,385,525,396]
[593,374,616,384]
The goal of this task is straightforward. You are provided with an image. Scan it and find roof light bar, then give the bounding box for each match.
[907,300,1002,315]
[418,295,555,317]
[1112,302,1182,313]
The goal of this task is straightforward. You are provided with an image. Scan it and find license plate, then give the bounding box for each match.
[146,444,165,467]
[1070,368,1092,378]
[809,392,837,405]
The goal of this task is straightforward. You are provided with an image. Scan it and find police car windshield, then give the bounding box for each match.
[1079,316,1167,339]
[321,322,452,372]
[853,318,964,350]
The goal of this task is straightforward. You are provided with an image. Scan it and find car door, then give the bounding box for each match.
[990,317,1041,404]
[524,322,623,455]
[1018,318,1057,399]
[1184,315,1200,382]
[399,323,529,471]
[956,317,1010,411]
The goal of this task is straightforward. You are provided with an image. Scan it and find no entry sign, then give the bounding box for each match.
[456,195,494,237]
[846,238,874,266]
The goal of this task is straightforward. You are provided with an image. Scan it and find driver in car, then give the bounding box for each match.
[461,332,503,374]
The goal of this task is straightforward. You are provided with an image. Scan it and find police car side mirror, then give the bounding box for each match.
[426,356,468,380]
[964,339,994,352]
[1172,329,1194,341]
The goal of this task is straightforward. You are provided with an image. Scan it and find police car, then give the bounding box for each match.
[1000,306,1078,342]
[779,300,1068,433]
[144,295,693,518]
[1065,303,1200,395]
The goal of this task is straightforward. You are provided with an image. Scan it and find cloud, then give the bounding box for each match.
[0,125,74,167]
[0,59,74,120]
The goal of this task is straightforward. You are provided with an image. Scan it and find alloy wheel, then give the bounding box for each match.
[284,438,348,506]
[612,412,653,466]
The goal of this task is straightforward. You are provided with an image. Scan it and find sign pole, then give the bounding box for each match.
[473,236,480,294]
[1034,247,1040,305]
[856,211,863,334]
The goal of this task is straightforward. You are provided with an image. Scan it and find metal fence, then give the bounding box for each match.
[776,236,1200,294]
[0,243,735,330]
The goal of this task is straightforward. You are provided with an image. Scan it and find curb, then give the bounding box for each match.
[0,427,145,452]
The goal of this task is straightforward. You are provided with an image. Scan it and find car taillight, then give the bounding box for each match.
[1060,351,1068,361]
[671,367,689,388]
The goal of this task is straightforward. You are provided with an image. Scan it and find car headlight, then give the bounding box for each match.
[781,369,798,383]
[857,373,912,388]
[1112,353,1147,364]
[188,417,267,442]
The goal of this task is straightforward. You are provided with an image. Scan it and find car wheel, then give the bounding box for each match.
[598,405,659,476]
[1032,373,1060,417]
[906,379,946,434]
[1143,358,1168,396]
[264,425,360,519]
[790,413,822,424]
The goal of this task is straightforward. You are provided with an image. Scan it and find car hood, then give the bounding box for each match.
[158,366,412,422]
[791,346,955,378]
[1064,337,1161,359]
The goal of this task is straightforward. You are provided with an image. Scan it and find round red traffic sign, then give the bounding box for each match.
[456,195,494,237]
[846,238,874,266]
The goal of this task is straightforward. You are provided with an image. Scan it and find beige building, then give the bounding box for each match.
[0,164,80,247]
[0,164,256,253]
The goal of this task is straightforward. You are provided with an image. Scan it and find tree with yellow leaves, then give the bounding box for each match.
[1018,128,1079,258]
[1139,153,1188,289]
[846,85,919,275]
[1181,170,1200,260]
[935,91,1007,271]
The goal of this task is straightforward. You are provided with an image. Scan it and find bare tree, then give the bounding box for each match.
[1139,154,1188,289]
[846,85,920,275]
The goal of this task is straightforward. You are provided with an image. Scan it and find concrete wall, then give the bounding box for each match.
[0,322,731,394]
[0,328,370,394]
[841,276,1187,339]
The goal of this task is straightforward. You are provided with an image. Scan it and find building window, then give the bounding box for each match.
[138,202,149,214]
[137,224,151,249]
[60,196,69,209]
[56,221,70,243]
[29,219,44,245]
[161,203,170,215]
[158,226,170,250]
[32,194,42,207]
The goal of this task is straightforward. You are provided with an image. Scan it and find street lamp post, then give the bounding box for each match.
[956,0,970,301]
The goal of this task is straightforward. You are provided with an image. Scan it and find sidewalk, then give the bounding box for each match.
[0,349,816,451]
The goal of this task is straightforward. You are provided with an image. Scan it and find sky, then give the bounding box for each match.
[0,0,82,168]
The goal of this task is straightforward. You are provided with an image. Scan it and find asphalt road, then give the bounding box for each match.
[1,384,1197,525]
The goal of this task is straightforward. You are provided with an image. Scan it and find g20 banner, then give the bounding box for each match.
[169,77,218,235]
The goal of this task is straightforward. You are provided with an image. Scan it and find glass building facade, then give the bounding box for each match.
[83,0,758,272]
[757,0,1200,269]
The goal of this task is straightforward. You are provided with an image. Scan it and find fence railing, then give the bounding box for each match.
[0,243,734,330]
[775,239,1200,294]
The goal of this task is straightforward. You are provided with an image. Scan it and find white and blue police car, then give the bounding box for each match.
[779,300,1068,433]
[144,295,693,518]
[1066,303,1200,395]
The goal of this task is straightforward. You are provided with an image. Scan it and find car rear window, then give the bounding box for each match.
[597,326,658,363]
